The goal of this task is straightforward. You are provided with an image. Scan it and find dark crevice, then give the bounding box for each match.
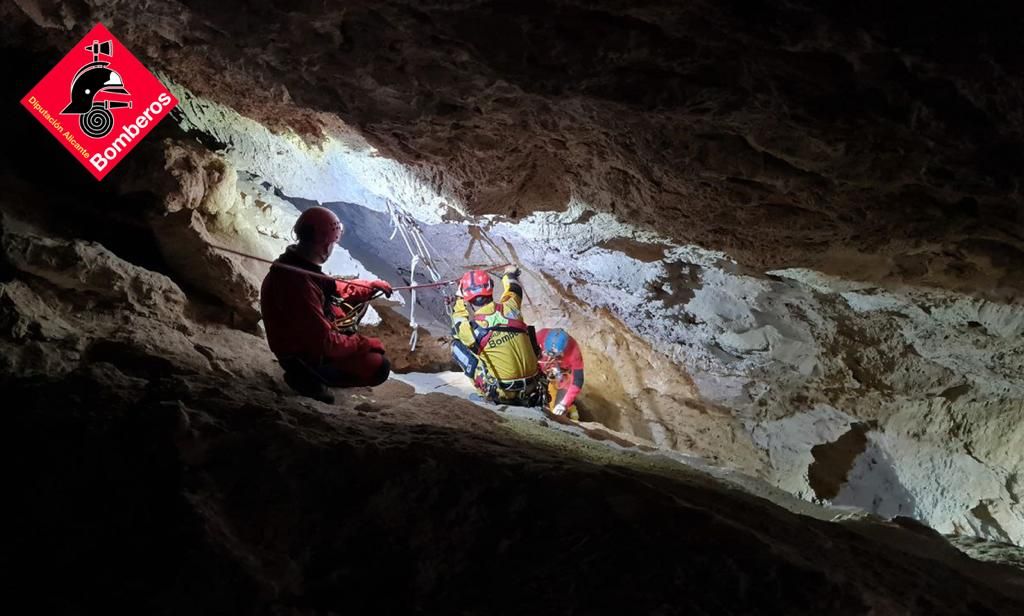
[808,422,871,501]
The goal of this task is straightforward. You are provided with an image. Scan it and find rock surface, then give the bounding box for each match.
[6,143,1024,614]
[8,361,1024,615]
[6,0,1024,294]
[6,1,1024,610]
[328,193,1024,543]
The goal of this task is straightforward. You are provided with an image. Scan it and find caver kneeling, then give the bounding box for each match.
[537,328,584,421]
[260,206,393,403]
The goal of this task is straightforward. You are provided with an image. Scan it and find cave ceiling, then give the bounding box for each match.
[5,0,1024,295]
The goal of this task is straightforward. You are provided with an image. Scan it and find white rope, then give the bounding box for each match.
[408,254,420,351]
[387,200,451,352]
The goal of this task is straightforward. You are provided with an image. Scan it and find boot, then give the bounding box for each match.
[283,364,335,404]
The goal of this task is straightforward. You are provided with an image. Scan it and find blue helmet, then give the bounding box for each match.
[543,328,570,356]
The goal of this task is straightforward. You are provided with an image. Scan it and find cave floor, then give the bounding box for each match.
[7,359,1024,614]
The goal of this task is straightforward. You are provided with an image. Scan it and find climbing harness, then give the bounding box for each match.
[449,302,546,407]
[539,356,564,381]
[329,292,382,334]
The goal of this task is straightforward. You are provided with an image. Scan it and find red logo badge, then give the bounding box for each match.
[20,23,179,180]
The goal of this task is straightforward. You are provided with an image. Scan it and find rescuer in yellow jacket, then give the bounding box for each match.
[450,266,541,406]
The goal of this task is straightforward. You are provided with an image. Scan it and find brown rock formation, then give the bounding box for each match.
[6,0,1023,296]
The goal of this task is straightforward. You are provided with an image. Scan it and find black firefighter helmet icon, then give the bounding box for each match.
[60,39,132,139]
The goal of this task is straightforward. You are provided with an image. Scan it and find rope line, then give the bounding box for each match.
[211,227,515,353]
[387,201,449,351]
[207,243,508,292]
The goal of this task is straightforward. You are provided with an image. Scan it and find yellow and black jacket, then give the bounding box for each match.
[451,273,539,398]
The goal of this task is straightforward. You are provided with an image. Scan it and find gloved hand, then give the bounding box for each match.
[371,280,393,298]
[365,337,386,354]
[552,403,567,416]
[502,264,521,278]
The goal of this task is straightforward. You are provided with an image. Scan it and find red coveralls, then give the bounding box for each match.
[260,248,389,386]
[536,328,585,415]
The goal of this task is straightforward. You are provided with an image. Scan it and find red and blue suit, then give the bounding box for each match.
[536,328,584,419]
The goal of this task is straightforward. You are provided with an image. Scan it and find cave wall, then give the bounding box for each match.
[5,180,1024,612]
[48,72,1024,544]
[5,0,1024,547]
[7,0,1023,293]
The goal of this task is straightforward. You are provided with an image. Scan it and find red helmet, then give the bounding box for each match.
[294,207,343,251]
[459,270,494,304]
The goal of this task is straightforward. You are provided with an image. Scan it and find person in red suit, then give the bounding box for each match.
[260,206,393,401]
[536,328,584,420]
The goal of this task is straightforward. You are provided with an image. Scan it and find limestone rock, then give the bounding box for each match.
[1,213,187,320]
[0,207,278,382]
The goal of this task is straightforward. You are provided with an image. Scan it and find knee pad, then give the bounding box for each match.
[371,357,391,386]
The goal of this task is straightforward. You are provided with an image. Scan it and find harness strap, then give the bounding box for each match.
[477,324,529,350]
[471,303,529,347]
[457,336,542,406]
